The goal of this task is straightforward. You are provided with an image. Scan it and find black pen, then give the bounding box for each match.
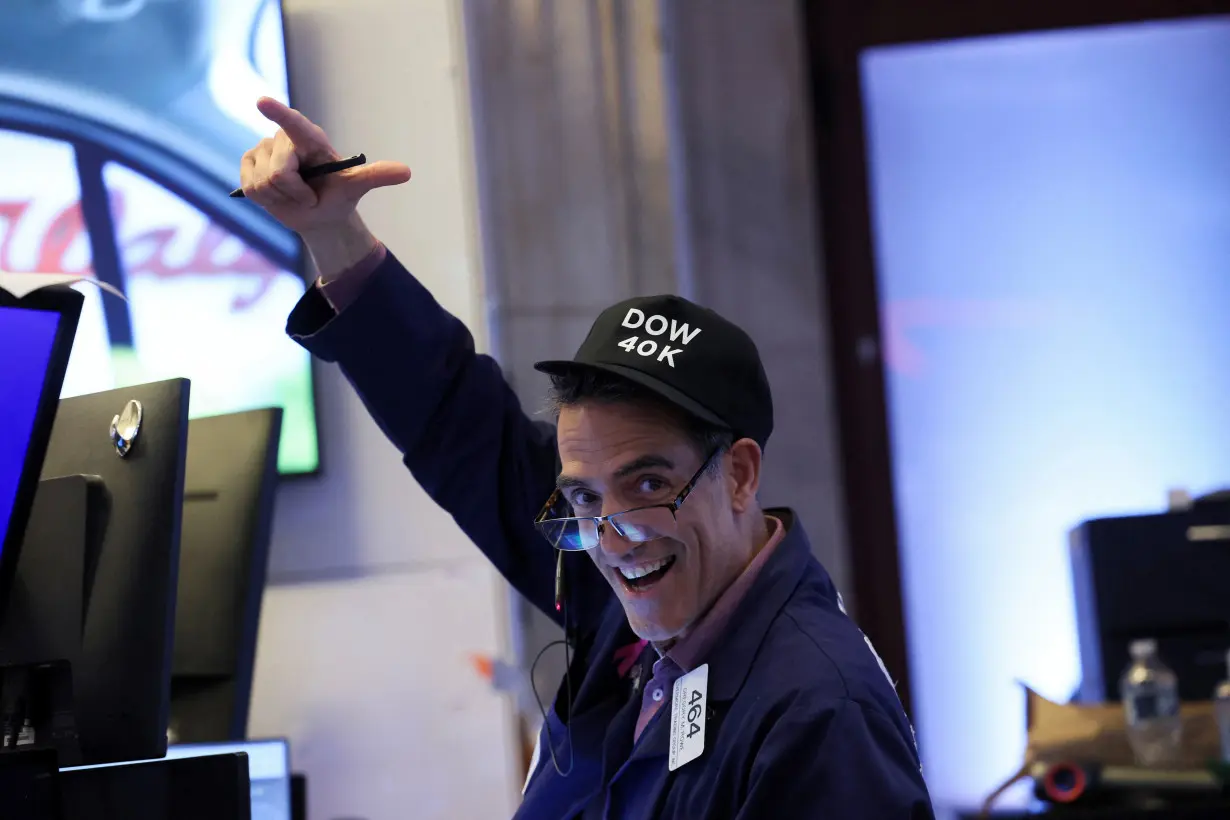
[229,153,367,198]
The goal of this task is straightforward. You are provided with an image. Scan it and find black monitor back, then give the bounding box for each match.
[1071,499,1230,703]
[171,408,282,743]
[60,751,252,820]
[32,379,189,764]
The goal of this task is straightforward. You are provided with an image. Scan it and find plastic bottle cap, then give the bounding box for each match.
[1129,638,1157,659]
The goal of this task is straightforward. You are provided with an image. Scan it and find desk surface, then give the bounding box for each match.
[949,802,1230,820]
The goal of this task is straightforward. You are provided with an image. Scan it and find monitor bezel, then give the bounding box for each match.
[0,284,82,619]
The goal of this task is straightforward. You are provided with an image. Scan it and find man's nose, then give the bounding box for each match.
[597,510,638,559]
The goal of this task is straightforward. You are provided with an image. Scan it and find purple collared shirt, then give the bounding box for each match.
[632,515,786,742]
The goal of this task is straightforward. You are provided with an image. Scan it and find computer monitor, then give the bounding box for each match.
[58,748,253,820]
[61,737,288,820]
[166,738,291,820]
[0,285,82,617]
[171,407,282,744]
[0,378,191,766]
[1071,497,1230,703]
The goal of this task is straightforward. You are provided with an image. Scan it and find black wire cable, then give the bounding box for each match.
[529,593,574,778]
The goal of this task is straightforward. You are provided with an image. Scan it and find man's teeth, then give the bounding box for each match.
[619,558,670,580]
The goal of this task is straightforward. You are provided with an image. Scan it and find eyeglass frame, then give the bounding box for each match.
[533,447,724,551]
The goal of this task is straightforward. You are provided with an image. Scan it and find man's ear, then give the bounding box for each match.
[726,438,762,514]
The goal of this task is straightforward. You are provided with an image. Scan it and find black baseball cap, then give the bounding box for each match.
[534,295,774,448]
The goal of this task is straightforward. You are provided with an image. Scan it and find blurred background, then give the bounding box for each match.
[4,0,1230,817]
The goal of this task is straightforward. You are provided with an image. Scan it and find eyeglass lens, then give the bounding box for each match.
[537,505,678,551]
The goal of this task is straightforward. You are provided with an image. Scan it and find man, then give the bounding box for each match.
[241,97,934,819]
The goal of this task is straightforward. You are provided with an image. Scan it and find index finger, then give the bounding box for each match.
[256,97,330,152]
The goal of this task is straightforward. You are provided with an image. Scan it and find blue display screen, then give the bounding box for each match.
[0,306,61,552]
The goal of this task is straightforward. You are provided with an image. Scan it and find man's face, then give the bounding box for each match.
[555,400,757,644]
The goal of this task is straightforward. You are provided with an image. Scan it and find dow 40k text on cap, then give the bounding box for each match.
[535,295,774,449]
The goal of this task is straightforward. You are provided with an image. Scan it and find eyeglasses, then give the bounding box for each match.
[533,449,722,552]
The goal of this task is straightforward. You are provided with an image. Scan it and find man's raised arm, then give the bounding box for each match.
[239,98,607,630]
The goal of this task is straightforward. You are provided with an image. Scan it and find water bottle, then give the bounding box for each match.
[1214,649,1230,763]
[1119,638,1183,767]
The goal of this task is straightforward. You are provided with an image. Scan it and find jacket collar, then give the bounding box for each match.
[627,508,820,760]
[696,507,815,701]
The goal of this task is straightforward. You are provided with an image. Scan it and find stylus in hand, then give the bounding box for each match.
[229,154,367,198]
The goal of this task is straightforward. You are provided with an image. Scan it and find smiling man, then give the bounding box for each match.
[240,98,934,819]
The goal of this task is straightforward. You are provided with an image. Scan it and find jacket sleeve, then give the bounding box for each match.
[736,697,934,819]
[286,249,609,629]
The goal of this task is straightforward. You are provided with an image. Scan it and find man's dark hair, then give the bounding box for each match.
[546,367,733,474]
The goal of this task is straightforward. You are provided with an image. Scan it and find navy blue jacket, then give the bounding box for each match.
[287,249,934,819]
